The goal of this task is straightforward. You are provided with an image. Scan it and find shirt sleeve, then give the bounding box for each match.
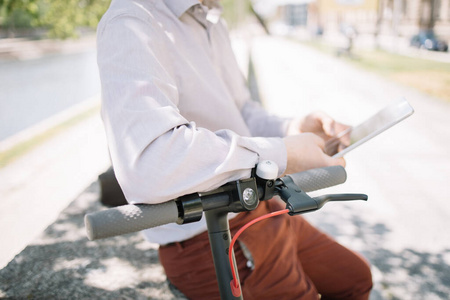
[241,100,292,137]
[97,13,287,204]
[214,20,293,138]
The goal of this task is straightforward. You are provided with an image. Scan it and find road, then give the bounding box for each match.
[0,49,100,141]
[250,35,450,299]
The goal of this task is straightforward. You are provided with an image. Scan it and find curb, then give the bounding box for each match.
[0,34,96,61]
[0,96,101,154]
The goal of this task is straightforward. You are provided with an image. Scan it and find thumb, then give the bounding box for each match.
[324,155,346,168]
[336,157,346,168]
[320,115,336,137]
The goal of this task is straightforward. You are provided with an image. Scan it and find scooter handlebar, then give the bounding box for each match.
[85,200,178,241]
[287,165,346,192]
[85,166,347,241]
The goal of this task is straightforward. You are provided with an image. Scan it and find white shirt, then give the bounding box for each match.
[97,0,291,244]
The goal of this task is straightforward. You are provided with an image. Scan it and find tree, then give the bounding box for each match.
[0,0,40,35]
[0,0,111,39]
[37,0,111,39]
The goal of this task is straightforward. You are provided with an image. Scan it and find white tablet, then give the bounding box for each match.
[327,98,414,158]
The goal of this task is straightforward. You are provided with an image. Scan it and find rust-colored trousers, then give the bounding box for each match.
[159,199,372,300]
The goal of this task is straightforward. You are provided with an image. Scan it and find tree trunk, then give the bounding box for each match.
[420,0,437,30]
[375,0,384,49]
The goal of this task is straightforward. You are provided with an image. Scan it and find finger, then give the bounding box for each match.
[338,142,348,152]
[320,116,336,137]
[328,156,346,168]
[322,151,346,167]
[335,122,351,134]
[325,137,340,148]
[310,133,326,150]
[336,157,346,168]
[325,138,341,156]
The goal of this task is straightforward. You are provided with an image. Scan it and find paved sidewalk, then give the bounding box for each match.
[0,181,186,299]
[0,98,110,269]
[0,34,105,268]
[250,35,450,299]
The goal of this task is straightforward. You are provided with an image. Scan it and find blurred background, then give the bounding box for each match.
[1,0,449,299]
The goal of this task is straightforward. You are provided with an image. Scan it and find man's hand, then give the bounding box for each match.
[283,133,346,175]
[287,111,351,156]
[288,111,348,139]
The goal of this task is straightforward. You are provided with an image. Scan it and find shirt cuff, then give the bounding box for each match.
[238,136,287,177]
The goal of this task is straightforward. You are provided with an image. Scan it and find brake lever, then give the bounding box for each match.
[312,193,368,211]
[276,176,368,215]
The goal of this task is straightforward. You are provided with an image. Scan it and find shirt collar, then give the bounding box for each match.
[164,0,199,19]
[164,0,222,24]
[204,0,223,24]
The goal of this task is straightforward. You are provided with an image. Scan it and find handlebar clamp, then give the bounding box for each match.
[278,176,320,215]
[176,194,203,225]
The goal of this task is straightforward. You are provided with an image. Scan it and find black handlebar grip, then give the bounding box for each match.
[287,166,347,192]
[85,201,179,240]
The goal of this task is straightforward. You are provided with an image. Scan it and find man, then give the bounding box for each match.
[96,0,372,299]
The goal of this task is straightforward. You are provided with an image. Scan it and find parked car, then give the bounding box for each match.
[410,30,449,52]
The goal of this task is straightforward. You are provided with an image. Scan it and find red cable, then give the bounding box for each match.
[228,208,290,295]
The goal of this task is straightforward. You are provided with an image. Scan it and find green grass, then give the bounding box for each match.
[0,105,100,169]
[301,40,450,102]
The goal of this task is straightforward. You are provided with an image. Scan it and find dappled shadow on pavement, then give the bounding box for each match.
[2,181,449,299]
[0,182,186,299]
[306,204,450,300]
